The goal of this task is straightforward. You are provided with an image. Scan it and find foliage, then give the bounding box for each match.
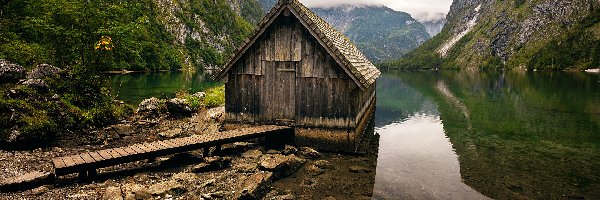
[0,0,260,71]
[203,85,225,108]
[0,63,133,149]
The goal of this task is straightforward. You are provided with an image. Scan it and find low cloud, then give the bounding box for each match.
[300,0,453,21]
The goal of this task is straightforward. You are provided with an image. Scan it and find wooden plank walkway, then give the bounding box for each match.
[52,125,292,177]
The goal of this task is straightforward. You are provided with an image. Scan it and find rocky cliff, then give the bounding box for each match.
[148,0,263,70]
[385,0,600,70]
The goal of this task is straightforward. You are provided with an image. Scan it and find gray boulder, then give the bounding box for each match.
[166,98,193,117]
[21,79,48,91]
[259,154,306,180]
[137,98,163,118]
[27,64,61,79]
[0,59,25,83]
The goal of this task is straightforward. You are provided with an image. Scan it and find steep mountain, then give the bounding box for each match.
[311,6,431,63]
[384,0,600,70]
[0,0,264,71]
[421,19,446,37]
[258,0,277,12]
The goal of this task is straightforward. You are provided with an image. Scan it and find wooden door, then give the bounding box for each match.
[268,61,296,122]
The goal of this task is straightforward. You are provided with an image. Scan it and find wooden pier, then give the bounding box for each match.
[52,125,292,177]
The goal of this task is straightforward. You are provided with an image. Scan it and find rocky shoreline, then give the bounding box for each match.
[0,104,378,199]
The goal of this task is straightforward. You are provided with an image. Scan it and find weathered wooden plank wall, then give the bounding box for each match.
[225,11,375,129]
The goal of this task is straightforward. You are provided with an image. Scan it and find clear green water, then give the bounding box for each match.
[110,71,220,105]
[110,70,600,199]
[374,71,600,199]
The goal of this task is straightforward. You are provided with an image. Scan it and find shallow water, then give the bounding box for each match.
[111,70,600,199]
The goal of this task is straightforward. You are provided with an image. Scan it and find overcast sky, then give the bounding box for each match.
[300,0,453,21]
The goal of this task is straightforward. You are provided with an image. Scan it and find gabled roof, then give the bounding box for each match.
[215,0,380,90]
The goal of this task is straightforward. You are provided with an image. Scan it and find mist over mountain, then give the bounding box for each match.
[257,0,431,63]
[312,6,430,62]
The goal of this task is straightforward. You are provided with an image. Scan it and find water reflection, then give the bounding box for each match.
[373,75,486,199]
[374,113,487,199]
[110,71,220,105]
[375,70,600,199]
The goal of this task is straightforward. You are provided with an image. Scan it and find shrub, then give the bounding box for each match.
[203,86,225,108]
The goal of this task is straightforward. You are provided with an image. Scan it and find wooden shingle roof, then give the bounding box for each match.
[215,0,380,90]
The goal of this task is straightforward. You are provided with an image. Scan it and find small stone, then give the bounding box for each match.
[323,196,336,200]
[266,149,281,154]
[314,160,333,169]
[233,163,258,173]
[306,165,324,176]
[192,92,206,99]
[103,186,123,200]
[241,149,263,159]
[29,186,50,196]
[148,180,186,196]
[111,124,135,136]
[259,154,306,180]
[198,179,216,188]
[282,145,298,155]
[171,172,198,183]
[349,165,372,173]
[234,171,273,199]
[299,147,321,159]
[159,128,183,138]
[134,190,152,200]
[192,156,232,173]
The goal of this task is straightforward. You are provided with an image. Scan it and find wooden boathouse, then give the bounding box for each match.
[215,0,380,150]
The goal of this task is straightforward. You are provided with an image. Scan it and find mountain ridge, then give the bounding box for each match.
[383,0,600,70]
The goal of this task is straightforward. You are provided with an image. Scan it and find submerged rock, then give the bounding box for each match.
[0,59,25,83]
[166,98,193,117]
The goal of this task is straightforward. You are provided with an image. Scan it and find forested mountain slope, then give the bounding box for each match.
[383,0,600,70]
[0,0,263,71]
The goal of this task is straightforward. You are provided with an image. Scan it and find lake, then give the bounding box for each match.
[111,70,600,199]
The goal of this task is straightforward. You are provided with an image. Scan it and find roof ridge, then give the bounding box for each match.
[216,0,380,88]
